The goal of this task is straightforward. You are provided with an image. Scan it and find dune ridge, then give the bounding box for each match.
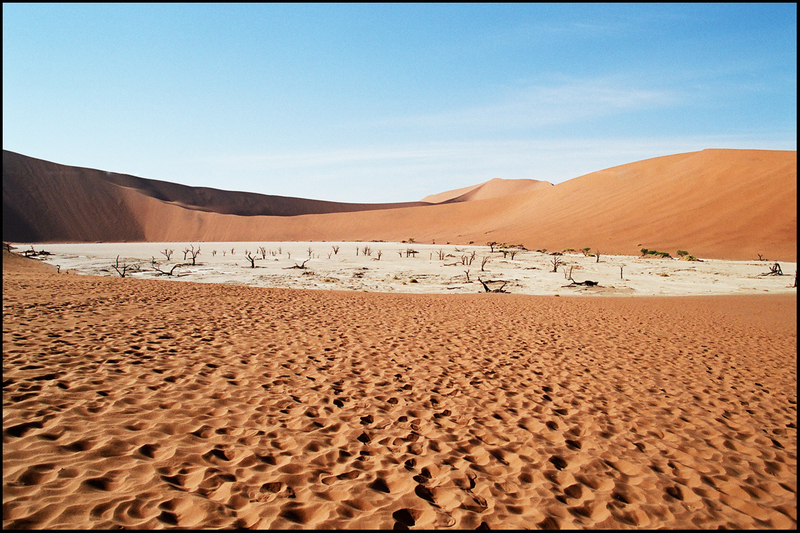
[3,148,796,260]
[1,150,428,242]
[3,257,796,529]
[420,177,553,204]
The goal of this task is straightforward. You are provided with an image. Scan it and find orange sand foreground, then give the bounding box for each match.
[3,254,797,529]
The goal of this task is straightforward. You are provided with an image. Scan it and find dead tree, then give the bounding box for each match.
[161,249,174,261]
[481,256,489,271]
[487,241,498,253]
[464,270,470,282]
[151,258,185,276]
[184,245,201,265]
[437,249,446,260]
[245,252,258,268]
[259,246,267,259]
[212,250,217,256]
[551,256,563,273]
[596,250,600,263]
[284,259,310,270]
[566,279,600,287]
[362,245,372,256]
[509,249,518,260]
[757,253,767,261]
[111,256,134,278]
[406,249,419,258]
[332,245,339,255]
[620,265,625,279]
[24,245,52,257]
[478,278,508,293]
[761,262,783,276]
[376,250,382,260]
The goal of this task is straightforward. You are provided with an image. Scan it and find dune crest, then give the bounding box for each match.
[420,177,553,204]
[3,148,796,260]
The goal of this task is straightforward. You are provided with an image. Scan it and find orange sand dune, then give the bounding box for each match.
[1,150,427,242]
[420,178,553,204]
[3,148,796,260]
[3,255,796,529]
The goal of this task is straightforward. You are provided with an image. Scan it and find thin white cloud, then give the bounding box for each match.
[364,76,680,133]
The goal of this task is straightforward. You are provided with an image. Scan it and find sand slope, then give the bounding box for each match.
[3,257,796,529]
[420,178,553,204]
[3,149,797,260]
[1,150,427,242]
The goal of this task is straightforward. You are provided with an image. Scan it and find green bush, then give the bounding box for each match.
[641,248,671,258]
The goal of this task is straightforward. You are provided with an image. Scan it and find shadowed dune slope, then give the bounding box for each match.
[2,150,428,242]
[3,149,796,260]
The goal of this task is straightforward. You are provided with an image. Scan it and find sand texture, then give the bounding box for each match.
[4,149,796,261]
[3,258,796,529]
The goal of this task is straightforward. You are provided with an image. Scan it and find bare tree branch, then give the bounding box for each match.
[283,259,310,269]
[183,245,201,265]
[151,258,186,276]
[111,255,136,278]
[477,277,508,293]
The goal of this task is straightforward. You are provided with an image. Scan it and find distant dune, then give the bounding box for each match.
[3,148,796,260]
[420,177,553,204]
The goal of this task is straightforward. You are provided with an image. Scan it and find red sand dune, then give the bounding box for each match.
[3,148,796,260]
[420,177,553,204]
[1,150,427,242]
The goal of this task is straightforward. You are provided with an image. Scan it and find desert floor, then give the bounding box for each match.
[2,249,797,529]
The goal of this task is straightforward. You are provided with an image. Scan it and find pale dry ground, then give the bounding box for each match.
[2,253,796,529]
[14,241,799,298]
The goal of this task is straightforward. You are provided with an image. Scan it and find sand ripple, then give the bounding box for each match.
[3,270,796,529]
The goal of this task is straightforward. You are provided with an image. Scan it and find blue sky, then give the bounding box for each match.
[3,3,796,203]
